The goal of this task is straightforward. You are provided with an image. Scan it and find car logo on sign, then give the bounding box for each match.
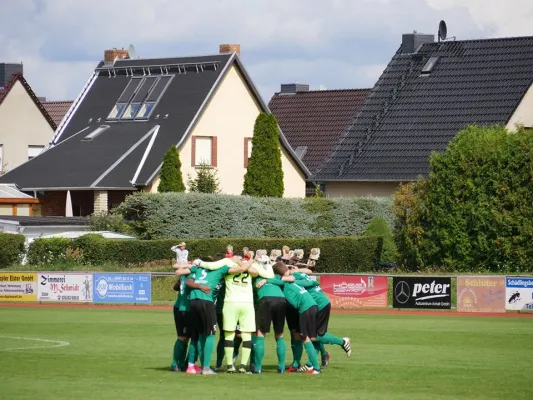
[395,281,410,304]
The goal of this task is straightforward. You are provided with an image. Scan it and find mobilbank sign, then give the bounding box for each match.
[93,273,151,304]
[393,276,451,309]
[505,277,533,311]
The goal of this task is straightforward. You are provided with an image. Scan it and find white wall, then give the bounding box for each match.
[149,64,306,197]
[507,83,533,131]
[0,80,55,172]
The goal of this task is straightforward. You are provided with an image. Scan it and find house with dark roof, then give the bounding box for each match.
[269,84,370,194]
[0,45,307,216]
[314,32,533,197]
[0,70,62,174]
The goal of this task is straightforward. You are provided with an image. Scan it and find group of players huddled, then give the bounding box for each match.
[169,244,351,375]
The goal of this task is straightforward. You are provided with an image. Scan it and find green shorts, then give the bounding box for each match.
[223,302,255,332]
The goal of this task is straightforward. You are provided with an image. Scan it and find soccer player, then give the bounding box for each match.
[252,257,287,374]
[265,262,323,375]
[177,257,250,375]
[290,267,351,368]
[215,280,243,370]
[197,253,273,373]
[170,273,200,373]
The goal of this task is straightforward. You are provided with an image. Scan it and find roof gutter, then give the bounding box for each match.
[19,187,136,191]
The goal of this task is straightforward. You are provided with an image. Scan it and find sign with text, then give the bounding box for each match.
[93,273,151,304]
[0,272,37,302]
[320,275,388,308]
[38,273,93,302]
[392,276,451,309]
[505,277,533,311]
[457,276,505,313]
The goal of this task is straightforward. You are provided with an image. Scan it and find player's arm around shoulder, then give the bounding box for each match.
[198,258,229,270]
[175,266,192,276]
[227,259,252,275]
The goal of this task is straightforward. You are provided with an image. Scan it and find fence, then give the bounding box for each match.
[1,271,532,313]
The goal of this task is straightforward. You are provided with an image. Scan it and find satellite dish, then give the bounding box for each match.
[128,44,137,59]
[438,20,447,42]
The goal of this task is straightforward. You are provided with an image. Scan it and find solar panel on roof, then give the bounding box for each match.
[132,76,158,103]
[117,77,143,103]
[146,75,173,102]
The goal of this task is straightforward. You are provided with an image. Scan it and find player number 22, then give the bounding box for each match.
[233,272,250,284]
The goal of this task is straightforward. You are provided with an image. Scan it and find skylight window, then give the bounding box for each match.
[137,103,155,119]
[108,103,126,119]
[83,125,110,141]
[134,75,173,120]
[421,56,439,74]
[122,103,141,120]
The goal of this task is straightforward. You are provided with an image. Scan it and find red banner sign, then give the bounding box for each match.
[320,275,388,308]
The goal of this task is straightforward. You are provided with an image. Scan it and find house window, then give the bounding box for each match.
[192,136,217,167]
[28,145,44,160]
[0,145,3,172]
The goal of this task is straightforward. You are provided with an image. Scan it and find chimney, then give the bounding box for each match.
[104,48,129,64]
[219,44,241,57]
[280,83,309,95]
[401,32,435,54]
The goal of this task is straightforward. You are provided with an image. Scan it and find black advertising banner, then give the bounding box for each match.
[392,277,452,309]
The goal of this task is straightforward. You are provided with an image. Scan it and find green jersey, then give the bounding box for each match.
[254,276,285,300]
[214,281,225,313]
[269,276,317,313]
[292,272,330,310]
[174,274,193,311]
[188,266,230,302]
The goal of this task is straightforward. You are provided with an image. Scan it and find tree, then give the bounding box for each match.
[158,146,185,193]
[393,124,533,272]
[187,162,220,193]
[242,113,284,197]
[364,217,397,262]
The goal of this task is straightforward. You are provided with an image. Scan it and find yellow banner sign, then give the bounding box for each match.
[0,273,38,301]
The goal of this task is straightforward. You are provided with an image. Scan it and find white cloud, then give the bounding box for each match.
[1,0,529,101]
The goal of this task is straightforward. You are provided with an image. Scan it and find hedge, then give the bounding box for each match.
[27,235,384,273]
[118,192,395,240]
[0,233,26,267]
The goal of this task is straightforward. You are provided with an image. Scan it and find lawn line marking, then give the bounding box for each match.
[0,335,70,351]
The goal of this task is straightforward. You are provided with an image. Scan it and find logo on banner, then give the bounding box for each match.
[96,278,109,298]
[394,281,410,304]
[508,291,521,305]
[333,278,367,295]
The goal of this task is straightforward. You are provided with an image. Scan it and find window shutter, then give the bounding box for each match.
[211,136,218,167]
[191,136,196,166]
[244,138,249,168]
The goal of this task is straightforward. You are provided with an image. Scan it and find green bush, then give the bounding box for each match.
[364,217,397,263]
[0,233,25,267]
[243,113,284,197]
[118,192,395,240]
[187,162,220,193]
[87,212,135,236]
[27,236,383,273]
[394,125,533,273]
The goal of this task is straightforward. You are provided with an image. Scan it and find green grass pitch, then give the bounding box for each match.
[0,306,532,400]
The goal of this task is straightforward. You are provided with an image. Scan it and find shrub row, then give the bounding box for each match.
[27,234,384,273]
[118,192,395,240]
[0,233,26,267]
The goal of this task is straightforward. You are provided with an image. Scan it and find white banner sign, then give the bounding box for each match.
[505,277,533,311]
[38,273,93,302]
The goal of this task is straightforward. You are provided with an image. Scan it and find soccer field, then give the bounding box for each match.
[0,306,531,400]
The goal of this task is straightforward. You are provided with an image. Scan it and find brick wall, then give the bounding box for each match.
[219,44,241,57]
[93,191,108,215]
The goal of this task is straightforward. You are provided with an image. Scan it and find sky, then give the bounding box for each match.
[1,0,532,102]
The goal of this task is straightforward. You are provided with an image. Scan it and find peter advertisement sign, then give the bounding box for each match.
[392,276,451,309]
[0,272,37,302]
[320,275,388,308]
[457,276,505,313]
[38,273,93,302]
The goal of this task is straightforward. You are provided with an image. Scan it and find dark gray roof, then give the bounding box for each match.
[315,35,533,181]
[0,216,88,226]
[0,53,307,189]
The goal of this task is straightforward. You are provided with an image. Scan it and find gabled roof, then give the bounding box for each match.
[0,73,57,130]
[42,101,73,125]
[269,88,370,175]
[0,53,307,190]
[315,35,533,181]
